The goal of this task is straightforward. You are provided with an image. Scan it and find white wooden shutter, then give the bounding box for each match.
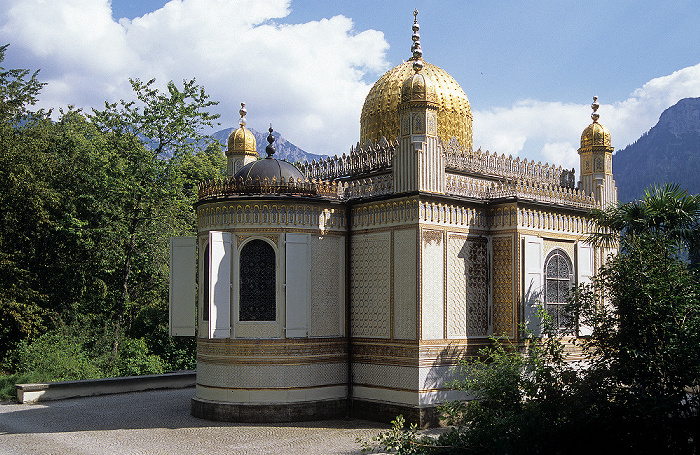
[576,241,595,336]
[208,231,231,339]
[523,235,543,336]
[169,237,196,336]
[285,233,310,338]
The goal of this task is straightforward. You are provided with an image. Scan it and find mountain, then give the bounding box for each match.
[211,127,328,165]
[613,97,700,202]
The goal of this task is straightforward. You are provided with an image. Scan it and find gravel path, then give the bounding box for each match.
[0,388,391,454]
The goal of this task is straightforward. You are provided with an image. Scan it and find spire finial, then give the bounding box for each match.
[410,9,423,64]
[238,102,247,127]
[265,124,275,158]
[591,96,600,123]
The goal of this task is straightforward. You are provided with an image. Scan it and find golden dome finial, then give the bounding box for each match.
[580,96,612,150]
[227,102,257,158]
[238,102,247,127]
[591,96,600,123]
[410,9,423,62]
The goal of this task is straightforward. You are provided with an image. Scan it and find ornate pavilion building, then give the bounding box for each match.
[169,13,617,427]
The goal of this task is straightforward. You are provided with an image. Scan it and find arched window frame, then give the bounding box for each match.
[237,237,278,323]
[543,248,574,332]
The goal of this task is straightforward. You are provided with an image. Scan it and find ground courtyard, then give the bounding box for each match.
[0,387,411,454]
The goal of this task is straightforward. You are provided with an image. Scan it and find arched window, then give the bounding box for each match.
[544,249,573,331]
[239,239,276,321]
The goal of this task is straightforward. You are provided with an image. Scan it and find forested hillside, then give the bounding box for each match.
[614,97,700,202]
[0,45,225,392]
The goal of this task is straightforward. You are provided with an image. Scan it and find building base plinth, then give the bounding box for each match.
[191,397,347,422]
[350,399,440,429]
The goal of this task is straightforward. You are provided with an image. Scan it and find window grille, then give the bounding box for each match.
[544,248,573,331]
[239,239,276,321]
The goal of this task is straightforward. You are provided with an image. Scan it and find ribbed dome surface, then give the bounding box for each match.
[227,126,257,156]
[233,157,305,183]
[360,60,473,150]
[580,122,612,149]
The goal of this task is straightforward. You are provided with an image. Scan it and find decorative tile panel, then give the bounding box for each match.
[310,235,343,337]
[393,229,417,340]
[351,232,391,338]
[421,230,444,340]
[493,235,514,337]
[447,235,488,338]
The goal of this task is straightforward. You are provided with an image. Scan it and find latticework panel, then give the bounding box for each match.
[447,235,488,338]
[351,232,391,338]
[492,236,514,337]
[310,235,342,337]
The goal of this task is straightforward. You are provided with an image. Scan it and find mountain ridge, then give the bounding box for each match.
[613,97,700,202]
[212,127,327,164]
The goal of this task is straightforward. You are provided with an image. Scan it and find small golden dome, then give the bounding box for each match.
[400,66,437,104]
[579,97,613,150]
[360,12,473,149]
[227,103,257,157]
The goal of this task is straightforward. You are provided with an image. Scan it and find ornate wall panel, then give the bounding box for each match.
[393,229,417,340]
[310,235,343,337]
[446,235,489,338]
[351,232,391,338]
[543,239,575,260]
[492,235,515,337]
[421,230,444,340]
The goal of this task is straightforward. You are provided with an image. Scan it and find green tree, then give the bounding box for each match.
[589,182,700,257]
[88,78,220,360]
[0,43,45,123]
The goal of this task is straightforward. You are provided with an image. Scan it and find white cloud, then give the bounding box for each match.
[0,0,388,155]
[2,0,699,163]
[473,62,700,173]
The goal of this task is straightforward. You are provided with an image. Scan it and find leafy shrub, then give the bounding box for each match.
[112,337,165,377]
[11,330,102,382]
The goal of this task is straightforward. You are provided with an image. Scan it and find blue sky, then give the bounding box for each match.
[2,0,699,170]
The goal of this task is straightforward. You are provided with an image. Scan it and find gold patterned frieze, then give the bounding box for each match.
[351,339,419,366]
[518,207,591,235]
[197,201,346,232]
[417,340,492,366]
[419,200,488,229]
[350,339,498,367]
[197,337,347,365]
[350,197,420,229]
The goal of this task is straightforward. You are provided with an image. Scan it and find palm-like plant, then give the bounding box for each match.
[588,183,700,257]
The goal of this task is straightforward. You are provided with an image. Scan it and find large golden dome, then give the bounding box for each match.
[579,97,613,151]
[360,61,473,150]
[360,12,472,149]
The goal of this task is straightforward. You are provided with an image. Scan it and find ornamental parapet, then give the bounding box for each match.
[344,174,393,200]
[442,138,576,189]
[300,137,396,181]
[198,176,342,201]
[445,174,595,209]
